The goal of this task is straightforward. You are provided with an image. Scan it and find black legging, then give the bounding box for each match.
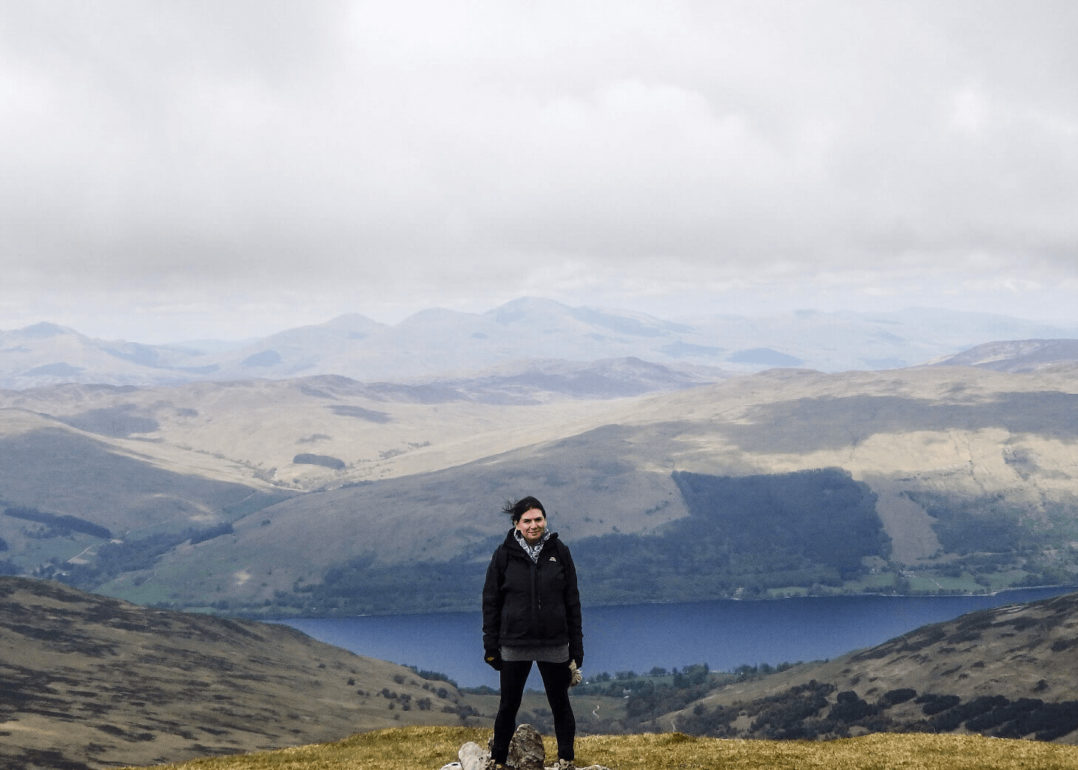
[492,659,575,763]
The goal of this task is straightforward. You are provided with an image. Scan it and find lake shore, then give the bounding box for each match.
[278,586,1077,688]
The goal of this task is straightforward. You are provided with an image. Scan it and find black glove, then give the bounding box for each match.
[484,648,503,671]
[570,647,583,669]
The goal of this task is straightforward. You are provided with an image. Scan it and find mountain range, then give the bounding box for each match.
[1,302,1077,614]
[4,298,1077,389]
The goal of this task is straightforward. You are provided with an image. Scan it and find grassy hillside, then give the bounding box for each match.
[6,577,1078,769]
[0,577,465,770]
[642,591,1078,744]
[123,726,1078,770]
[4,363,1078,613]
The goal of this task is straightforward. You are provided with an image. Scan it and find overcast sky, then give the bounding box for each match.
[2,1,1076,342]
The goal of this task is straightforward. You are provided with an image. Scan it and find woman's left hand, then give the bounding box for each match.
[569,660,582,687]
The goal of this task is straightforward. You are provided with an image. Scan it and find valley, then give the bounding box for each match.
[3,305,1078,767]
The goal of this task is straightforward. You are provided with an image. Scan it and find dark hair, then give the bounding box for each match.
[502,496,546,523]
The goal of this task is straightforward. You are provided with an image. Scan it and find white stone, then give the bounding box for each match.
[458,741,488,770]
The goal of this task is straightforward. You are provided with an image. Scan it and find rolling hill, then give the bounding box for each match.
[931,339,1078,372]
[2,350,1077,614]
[646,589,1078,744]
[0,576,464,770]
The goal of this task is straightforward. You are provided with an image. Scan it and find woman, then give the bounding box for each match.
[482,496,584,770]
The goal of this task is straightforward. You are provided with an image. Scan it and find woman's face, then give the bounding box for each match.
[515,507,547,545]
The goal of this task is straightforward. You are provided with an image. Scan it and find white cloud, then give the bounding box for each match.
[1,0,1076,341]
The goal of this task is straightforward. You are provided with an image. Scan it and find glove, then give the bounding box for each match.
[569,660,582,687]
[484,648,503,671]
[570,647,583,669]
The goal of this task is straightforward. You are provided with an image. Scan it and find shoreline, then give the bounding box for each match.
[259,583,1078,622]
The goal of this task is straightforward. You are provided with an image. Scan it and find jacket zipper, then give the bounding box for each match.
[532,559,541,623]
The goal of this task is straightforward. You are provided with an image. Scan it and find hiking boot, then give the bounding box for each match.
[553,760,576,770]
[483,760,507,770]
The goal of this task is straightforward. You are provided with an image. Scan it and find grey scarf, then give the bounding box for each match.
[513,528,551,563]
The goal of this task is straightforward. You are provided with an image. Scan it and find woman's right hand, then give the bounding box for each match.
[484,648,503,670]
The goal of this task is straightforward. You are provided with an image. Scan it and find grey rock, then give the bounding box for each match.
[507,723,545,770]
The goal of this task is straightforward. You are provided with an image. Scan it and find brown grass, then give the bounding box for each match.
[125,726,1078,770]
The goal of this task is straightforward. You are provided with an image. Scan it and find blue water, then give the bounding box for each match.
[279,587,1074,689]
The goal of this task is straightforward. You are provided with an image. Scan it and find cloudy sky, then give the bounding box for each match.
[2,1,1076,342]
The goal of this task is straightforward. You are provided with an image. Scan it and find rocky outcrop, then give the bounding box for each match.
[439,724,612,770]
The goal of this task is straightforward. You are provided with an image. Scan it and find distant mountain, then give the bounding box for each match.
[650,590,1078,743]
[0,576,463,770]
[431,356,724,402]
[931,339,1078,372]
[0,322,221,389]
[4,299,1076,388]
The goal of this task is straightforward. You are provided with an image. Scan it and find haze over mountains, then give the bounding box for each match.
[1,298,1078,616]
[3,298,1076,389]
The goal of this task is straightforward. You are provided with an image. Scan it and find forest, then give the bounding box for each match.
[270,468,892,616]
[572,468,890,603]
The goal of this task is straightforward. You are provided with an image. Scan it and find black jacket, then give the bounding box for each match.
[482,530,583,665]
